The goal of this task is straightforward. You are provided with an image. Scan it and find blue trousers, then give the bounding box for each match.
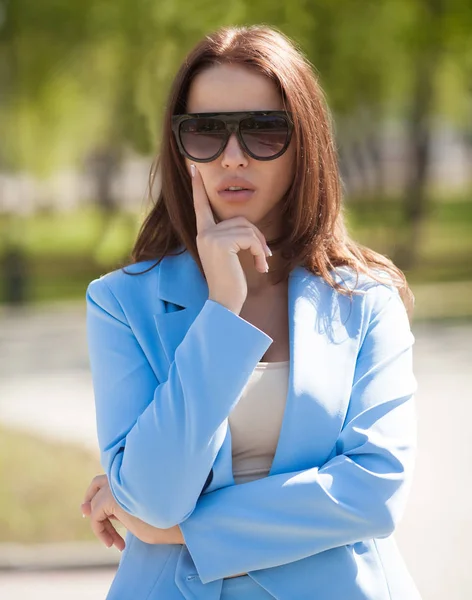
[220,576,274,599]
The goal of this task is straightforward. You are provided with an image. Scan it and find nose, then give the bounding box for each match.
[220,133,249,168]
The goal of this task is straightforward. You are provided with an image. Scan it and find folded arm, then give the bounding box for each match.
[86,277,273,529]
[179,285,418,583]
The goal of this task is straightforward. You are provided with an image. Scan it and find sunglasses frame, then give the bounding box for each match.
[171,110,294,163]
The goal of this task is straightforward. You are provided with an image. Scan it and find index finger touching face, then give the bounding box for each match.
[191,164,216,233]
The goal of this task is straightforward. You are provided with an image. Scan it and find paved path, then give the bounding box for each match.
[0,304,98,451]
[0,568,115,600]
[0,303,471,600]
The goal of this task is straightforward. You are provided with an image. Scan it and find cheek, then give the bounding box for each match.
[264,156,295,199]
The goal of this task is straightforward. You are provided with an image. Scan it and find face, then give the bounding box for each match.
[183,64,296,236]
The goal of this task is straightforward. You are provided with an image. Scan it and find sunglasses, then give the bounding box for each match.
[171,110,294,162]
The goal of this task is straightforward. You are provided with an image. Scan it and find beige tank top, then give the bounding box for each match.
[229,360,290,485]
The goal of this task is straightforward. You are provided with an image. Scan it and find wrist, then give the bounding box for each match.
[143,523,185,545]
[176,525,186,545]
[208,296,243,315]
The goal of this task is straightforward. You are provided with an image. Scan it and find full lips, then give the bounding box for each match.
[217,189,255,202]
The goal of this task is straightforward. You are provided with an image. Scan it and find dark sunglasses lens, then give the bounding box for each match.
[179,118,226,159]
[240,116,290,157]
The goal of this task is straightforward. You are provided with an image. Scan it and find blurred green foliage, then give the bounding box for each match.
[0,197,470,307]
[1,0,472,302]
[2,0,471,174]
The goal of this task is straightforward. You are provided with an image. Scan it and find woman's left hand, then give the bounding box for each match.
[81,474,185,549]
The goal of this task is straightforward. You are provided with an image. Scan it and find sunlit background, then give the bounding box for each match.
[1,1,471,598]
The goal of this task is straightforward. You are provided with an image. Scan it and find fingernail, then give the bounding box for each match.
[82,514,86,518]
[265,264,269,273]
[190,164,196,178]
[265,245,272,257]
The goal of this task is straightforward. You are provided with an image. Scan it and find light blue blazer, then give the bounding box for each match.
[86,246,421,600]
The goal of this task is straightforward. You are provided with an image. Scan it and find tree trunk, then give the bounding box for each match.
[394,0,445,270]
[394,57,435,269]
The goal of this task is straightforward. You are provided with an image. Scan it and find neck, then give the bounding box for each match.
[238,246,287,294]
[242,216,288,293]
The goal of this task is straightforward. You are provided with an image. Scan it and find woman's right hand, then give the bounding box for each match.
[191,164,271,315]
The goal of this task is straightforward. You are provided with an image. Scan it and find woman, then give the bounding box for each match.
[81,24,421,600]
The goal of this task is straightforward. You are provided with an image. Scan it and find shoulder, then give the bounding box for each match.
[85,259,162,318]
[331,265,400,300]
[329,265,395,291]
[328,265,407,332]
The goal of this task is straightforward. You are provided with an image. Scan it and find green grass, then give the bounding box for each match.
[410,280,472,322]
[0,426,103,544]
[0,206,140,259]
[0,196,471,308]
[345,197,472,284]
[0,207,140,303]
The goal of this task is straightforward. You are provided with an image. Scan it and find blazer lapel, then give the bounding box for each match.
[153,248,209,373]
[153,247,358,475]
[268,269,360,476]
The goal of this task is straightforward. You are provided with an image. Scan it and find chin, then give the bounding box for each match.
[211,199,268,226]
[217,206,256,222]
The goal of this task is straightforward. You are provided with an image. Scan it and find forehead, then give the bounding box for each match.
[186,63,283,113]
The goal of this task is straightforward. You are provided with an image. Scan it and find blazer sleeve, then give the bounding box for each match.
[179,283,418,583]
[85,277,273,529]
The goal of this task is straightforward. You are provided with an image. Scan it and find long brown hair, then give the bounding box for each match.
[128,24,415,320]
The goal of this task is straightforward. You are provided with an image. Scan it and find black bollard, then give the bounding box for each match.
[2,245,29,305]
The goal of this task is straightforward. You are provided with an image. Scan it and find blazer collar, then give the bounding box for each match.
[156,244,308,311]
[156,246,209,310]
[153,246,355,477]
